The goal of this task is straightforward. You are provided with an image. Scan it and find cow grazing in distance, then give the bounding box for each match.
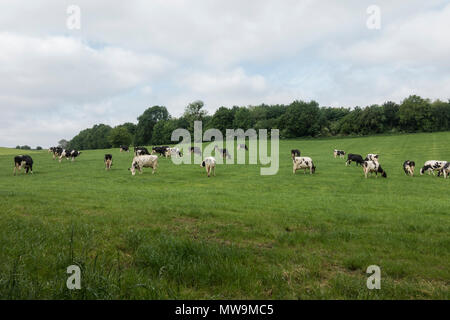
[293,156,316,174]
[134,147,150,156]
[403,160,415,176]
[237,144,248,151]
[152,146,169,157]
[346,154,364,166]
[201,157,216,177]
[70,150,81,161]
[291,149,301,160]
[59,150,81,162]
[441,162,450,179]
[365,154,379,162]
[420,160,447,176]
[120,145,129,152]
[14,155,33,175]
[333,149,345,158]
[363,160,387,178]
[215,145,231,159]
[129,155,158,175]
[189,146,202,156]
[165,147,182,158]
[104,154,113,170]
[52,147,63,160]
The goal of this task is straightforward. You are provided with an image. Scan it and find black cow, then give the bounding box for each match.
[333,149,345,158]
[14,155,33,175]
[104,154,113,170]
[120,145,129,152]
[291,149,301,160]
[152,146,169,157]
[134,146,150,156]
[346,153,364,166]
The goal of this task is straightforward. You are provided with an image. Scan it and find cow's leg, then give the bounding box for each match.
[213,166,215,176]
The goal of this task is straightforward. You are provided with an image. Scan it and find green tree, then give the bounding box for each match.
[182,100,208,133]
[109,126,133,147]
[135,106,169,145]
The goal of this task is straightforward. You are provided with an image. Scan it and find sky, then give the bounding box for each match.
[1,0,449,147]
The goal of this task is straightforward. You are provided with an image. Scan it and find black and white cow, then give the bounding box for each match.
[237,144,248,151]
[152,146,169,157]
[346,154,364,166]
[363,160,387,178]
[214,145,231,159]
[291,149,301,160]
[164,147,182,158]
[104,154,113,170]
[129,155,158,175]
[419,160,447,176]
[59,149,81,162]
[134,146,150,156]
[201,157,216,177]
[189,146,202,156]
[333,149,345,158]
[441,162,450,179]
[365,154,379,162]
[52,147,63,160]
[403,160,415,176]
[293,156,316,174]
[14,155,33,175]
[120,145,129,152]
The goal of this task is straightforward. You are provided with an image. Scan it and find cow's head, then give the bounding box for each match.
[312,165,316,174]
[201,161,205,167]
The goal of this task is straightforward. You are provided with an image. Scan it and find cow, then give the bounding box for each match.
[365,154,379,162]
[441,162,450,179]
[129,155,158,175]
[215,145,231,159]
[59,149,81,162]
[291,149,301,160]
[14,155,33,175]
[70,150,81,161]
[333,149,345,158]
[120,145,129,152]
[58,149,70,162]
[189,146,202,156]
[152,146,169,157]
[164,147,182,158]
[363,160,387,178]
[403,160,415,176]
[293,156,316,174]
[237,144,248,151]
[201,157,216,177]
[420,160,447,176]
[134,147,150,156]
[346,154,364,166]
[52,147,63,160]
[104,154,113,170]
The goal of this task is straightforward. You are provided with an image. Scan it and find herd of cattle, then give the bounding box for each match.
[11,145,450,179]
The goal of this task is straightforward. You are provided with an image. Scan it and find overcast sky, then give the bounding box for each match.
[1,0,449,147]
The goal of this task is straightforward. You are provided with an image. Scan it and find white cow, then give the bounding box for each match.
[129,155,158,175]
[201,157,216,177]
[420,160,447,175]
[293,156,316,174]
[363,160,387,178]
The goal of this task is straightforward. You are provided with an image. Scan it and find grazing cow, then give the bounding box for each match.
[363,160,387,178]
[346,154,364,166]
[120,145,129,152]
[291,149,301,160]
[293,156,316,174]
[189,146,202,156]
[201,157,216,177]
[215,145,231,159]
[70,150,81,161]
[152,146,169,157]
[59,149,81,162]
[164,147,182,158]
[104,154,113,170]
[129,155,158,175]
[403,160,415,176]
[333,149,345,158]
[237,144,248,151]
[365,154,379,162]
[441,162,450,179]
[134,147,150,156]
[52,147,63,160]
[420,160,447,176]
[14,155,33,175]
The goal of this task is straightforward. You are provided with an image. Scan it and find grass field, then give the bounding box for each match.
[0,132,449,299]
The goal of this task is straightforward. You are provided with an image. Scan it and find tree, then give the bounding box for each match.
[135,106,169,145]
[109,126,133,147]
[182,100,208,133]
[20,145,31,150]
[36,146,43,150]
[399,95,432,132]
[58,139,69,149]
[280,100,321,138]
[209,106,235,134]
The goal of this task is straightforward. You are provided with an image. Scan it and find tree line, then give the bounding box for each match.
[66,95,450,150]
